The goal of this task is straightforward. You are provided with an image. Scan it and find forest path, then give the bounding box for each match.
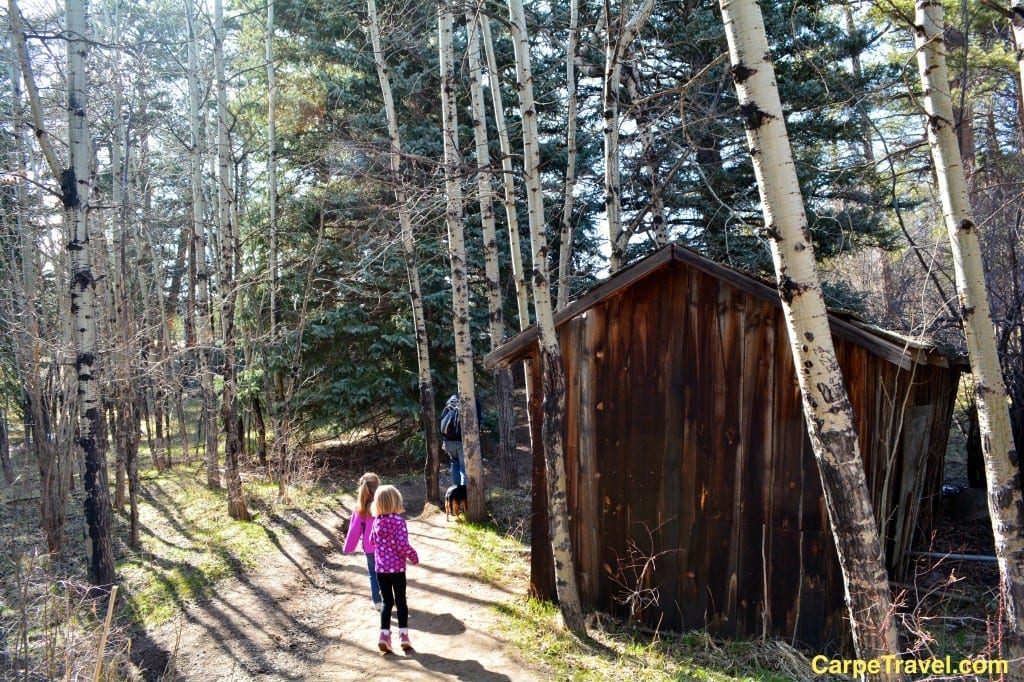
[133,477,544,681]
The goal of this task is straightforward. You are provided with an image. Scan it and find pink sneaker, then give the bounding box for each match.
[378,631,393,654]
[399,631,412,651]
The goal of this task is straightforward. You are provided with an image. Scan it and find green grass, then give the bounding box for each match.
[115,467,345,626]
[455,496,822,682]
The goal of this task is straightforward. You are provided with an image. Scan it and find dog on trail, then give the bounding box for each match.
[444,484,467,521]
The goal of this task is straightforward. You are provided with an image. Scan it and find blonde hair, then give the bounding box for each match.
[372,485,404,516]
[356,472,380,516]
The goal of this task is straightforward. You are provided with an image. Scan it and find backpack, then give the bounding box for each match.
[440,399,461,440]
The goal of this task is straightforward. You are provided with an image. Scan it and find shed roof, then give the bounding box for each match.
[484,244,960,371]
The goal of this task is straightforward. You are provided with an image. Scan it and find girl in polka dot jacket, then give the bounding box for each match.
[369,485,419,653]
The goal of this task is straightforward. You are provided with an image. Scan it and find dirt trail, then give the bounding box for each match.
[133,479,543,681]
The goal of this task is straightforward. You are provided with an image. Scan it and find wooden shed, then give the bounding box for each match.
[484,245,961,651]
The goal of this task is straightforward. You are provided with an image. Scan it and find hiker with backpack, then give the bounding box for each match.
[439,394,465,486]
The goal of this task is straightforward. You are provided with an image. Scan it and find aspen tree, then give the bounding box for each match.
[556,0,580,311]
[507,0,585,633]
[105,49,142,547]
[366,0,441,503]
[465,7,516,501]
[266,0,293,497]
[67,0,116,586]
[718,0,899,664]
[438,3,483,515]
[11,0,113,582]
[623,63,668,245]
[187,0,220,488]
[603,0,655,272]
[915,0,1024,640]
[480,17,531,335]
[481,15,535,486]
[215,0,250,520]
[6,3,72,555]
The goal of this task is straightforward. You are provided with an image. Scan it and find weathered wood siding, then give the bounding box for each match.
[549,258,959,651]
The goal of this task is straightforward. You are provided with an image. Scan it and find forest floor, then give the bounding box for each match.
[2,419,1005,681]
[131,470,546,681]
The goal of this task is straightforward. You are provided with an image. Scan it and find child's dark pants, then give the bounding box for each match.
[377,572,408,630]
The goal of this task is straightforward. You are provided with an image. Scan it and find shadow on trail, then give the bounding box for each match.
[390,650,513,682]
[412,610,467,636]
[128,510,358,680]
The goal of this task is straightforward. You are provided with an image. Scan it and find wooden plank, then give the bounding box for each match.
[596,287,631,618]
[622,274,664,625]
[656,265,686,630]
[576,312,603,602]
[692,270,728,630]
[561,317,583,599]
[528,354,555,600]
[767,313,807,641]
[718,280,744,634]
[891,406,932,575]
[675,265,706,630]
[737,297,775,637]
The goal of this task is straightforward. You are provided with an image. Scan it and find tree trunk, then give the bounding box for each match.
[623,59,668,245]
[603,0,655,272]
[915,0,1024,643]
[187,0,220,489]
[366,0,440,503]
[215,0,250,521]
[718,0,898,664]
[438,4,483,516]
[6,5,72,551]
[507,0,585,635]
[465,11,517,497]
[1010,1,1024,134]
[266,0,291,492]
[556,0,580,311]
[481,16,534,484]
[251,394,269,470]
[67,0,116,587]
[0,412,12,485]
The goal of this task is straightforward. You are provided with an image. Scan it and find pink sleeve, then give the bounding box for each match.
[401,520,419,564]
[343,511,365,554]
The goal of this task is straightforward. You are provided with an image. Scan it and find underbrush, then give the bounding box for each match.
[1,552,133,681]
[117,469,345,627]
[2,448,1006,681]
[1,459,354,681]
[457,487,820,682]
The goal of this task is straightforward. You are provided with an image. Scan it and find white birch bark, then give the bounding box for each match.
[480,17,531,333]
[465,8,518,493]
[508,0,585,633]
[603,0,655,273]
[66,0,116,587]
[1012,2,1024,118]
[438,4,483,511]
[556,0,580,311]
[5,7,71,556]
[623,62,668,246]
[187,0,220,488]
[214,0,250,520]
[481,15,535,478]
[266,0,292,496]
[915,0,1024,637]
[719,0,899,663]
[105,50,142,547]
[365,0,441,503]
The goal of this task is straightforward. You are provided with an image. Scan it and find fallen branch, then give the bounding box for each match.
[906,550,997,563]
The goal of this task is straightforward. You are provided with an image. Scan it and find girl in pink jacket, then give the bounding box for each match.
[370,485,419,653]
[343,472,381,610]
